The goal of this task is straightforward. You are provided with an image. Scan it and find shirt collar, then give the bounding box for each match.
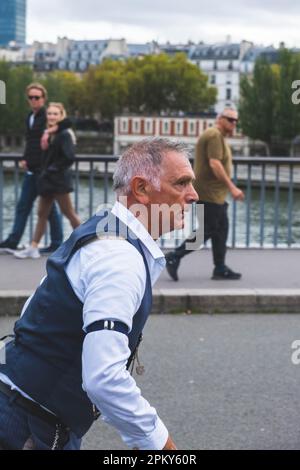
[111,200,165,261]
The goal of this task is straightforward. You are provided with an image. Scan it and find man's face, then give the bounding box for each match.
[27,88,45,112]
[219,109,238,136]
[147,151,199,236]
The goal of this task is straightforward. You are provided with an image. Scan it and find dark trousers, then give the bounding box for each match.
[174,201,229,268]
[6,172,63,247]
[0,390,81,450]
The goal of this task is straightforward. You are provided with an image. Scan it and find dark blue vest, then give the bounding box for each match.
[0,210,152,437]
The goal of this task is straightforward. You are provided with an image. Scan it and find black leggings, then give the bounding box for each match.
[174,201,229,268]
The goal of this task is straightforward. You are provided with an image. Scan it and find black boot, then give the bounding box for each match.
[165,252,181,281]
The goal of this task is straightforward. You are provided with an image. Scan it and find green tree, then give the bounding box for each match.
[82,60,128,120]
[124,53,216,114]
[82,53,216,118]
[239,50,300,154]
[239,57,278,150]
[40,71,84,115]
[0,62,33,134]
[275,49,300,141]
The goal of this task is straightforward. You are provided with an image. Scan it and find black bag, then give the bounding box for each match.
[36,168,59,196]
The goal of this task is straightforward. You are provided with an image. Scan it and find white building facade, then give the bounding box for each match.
[189,41,253,114]
[114,115,246,155]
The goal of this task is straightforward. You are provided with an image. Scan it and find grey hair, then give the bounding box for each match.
[113,137,192,196]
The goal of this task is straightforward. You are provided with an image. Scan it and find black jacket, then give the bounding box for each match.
[23,108,72,173]
[44,127,75,172]
[23,107,47,172]
[37,127,76,196]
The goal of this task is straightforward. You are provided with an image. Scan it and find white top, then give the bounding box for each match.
[0,201,168,450]
[29,113,35,129]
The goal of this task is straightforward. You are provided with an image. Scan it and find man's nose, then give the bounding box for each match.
[186,184,199,203]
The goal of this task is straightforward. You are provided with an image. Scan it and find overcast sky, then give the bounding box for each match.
[27,0,300,47]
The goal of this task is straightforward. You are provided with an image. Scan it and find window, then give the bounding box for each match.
[188,120,196,135]
[81,51,89,61]
[70,51,79,60]
[145,120,153,134]
[210,74,216,85]
[68,61,76,71]
[175,120,183,135]
[79,61,87,72]
[226,74,232,85]
[161,120,170,135]
[120,119,128,133]
[132,119,141,134]
[226,88,232,100]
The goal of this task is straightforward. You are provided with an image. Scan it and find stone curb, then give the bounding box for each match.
[0,289,300,316]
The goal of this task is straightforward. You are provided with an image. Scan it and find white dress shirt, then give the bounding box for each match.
[0,201,168,450]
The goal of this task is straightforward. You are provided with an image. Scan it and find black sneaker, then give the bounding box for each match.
[39,245,60,255]
[165,252,181,281]
[212,266,242,280]
[0,239,18,253]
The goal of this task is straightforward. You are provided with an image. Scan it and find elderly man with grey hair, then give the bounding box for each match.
[0,138,198,451]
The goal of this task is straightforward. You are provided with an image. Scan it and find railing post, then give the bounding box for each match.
[273,164,280,247]
[0,160,3,240]
[89,161,94,218]
[246,164,252,247]
[259,164,266,248]
[231,162,238,248]
[287,165,294,247]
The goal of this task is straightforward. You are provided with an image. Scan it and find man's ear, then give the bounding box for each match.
[130,176,151,204]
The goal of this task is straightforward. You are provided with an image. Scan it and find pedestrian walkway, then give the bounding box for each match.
[0,249,299,315]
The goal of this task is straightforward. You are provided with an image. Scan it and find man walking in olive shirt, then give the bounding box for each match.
[166,108,244,281]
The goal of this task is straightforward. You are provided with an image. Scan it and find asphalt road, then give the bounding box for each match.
[1,314,300,450]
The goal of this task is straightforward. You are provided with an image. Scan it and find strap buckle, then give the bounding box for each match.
[104,320,115,330]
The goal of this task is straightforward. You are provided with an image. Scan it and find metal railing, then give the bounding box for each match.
[0,154,299,249]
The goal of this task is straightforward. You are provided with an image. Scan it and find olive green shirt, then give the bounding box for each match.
[193,127,232,204]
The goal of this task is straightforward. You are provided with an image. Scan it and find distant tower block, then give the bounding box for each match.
[0,0,27,46]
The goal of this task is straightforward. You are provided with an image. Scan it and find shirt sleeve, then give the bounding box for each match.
[79,240,147,332]
[82,330,168,450]
[74,240,169,449]
[207,133,224,161]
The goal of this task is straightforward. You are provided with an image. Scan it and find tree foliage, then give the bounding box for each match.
[0,53,217,134]
[0,61,33,134]
[239,49,300,150]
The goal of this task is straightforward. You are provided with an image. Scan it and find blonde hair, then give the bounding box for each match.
[47,102,76,144]
[26,82,48,100]
[47,102,67,121]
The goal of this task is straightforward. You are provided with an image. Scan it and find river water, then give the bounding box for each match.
[1,175,299,248]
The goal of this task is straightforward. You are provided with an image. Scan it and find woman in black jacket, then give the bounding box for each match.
[15,103,81,259]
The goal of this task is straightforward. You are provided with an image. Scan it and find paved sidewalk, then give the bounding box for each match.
[0,249,299,315]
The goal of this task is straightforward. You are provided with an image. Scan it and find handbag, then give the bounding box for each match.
[36,167,60,196]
